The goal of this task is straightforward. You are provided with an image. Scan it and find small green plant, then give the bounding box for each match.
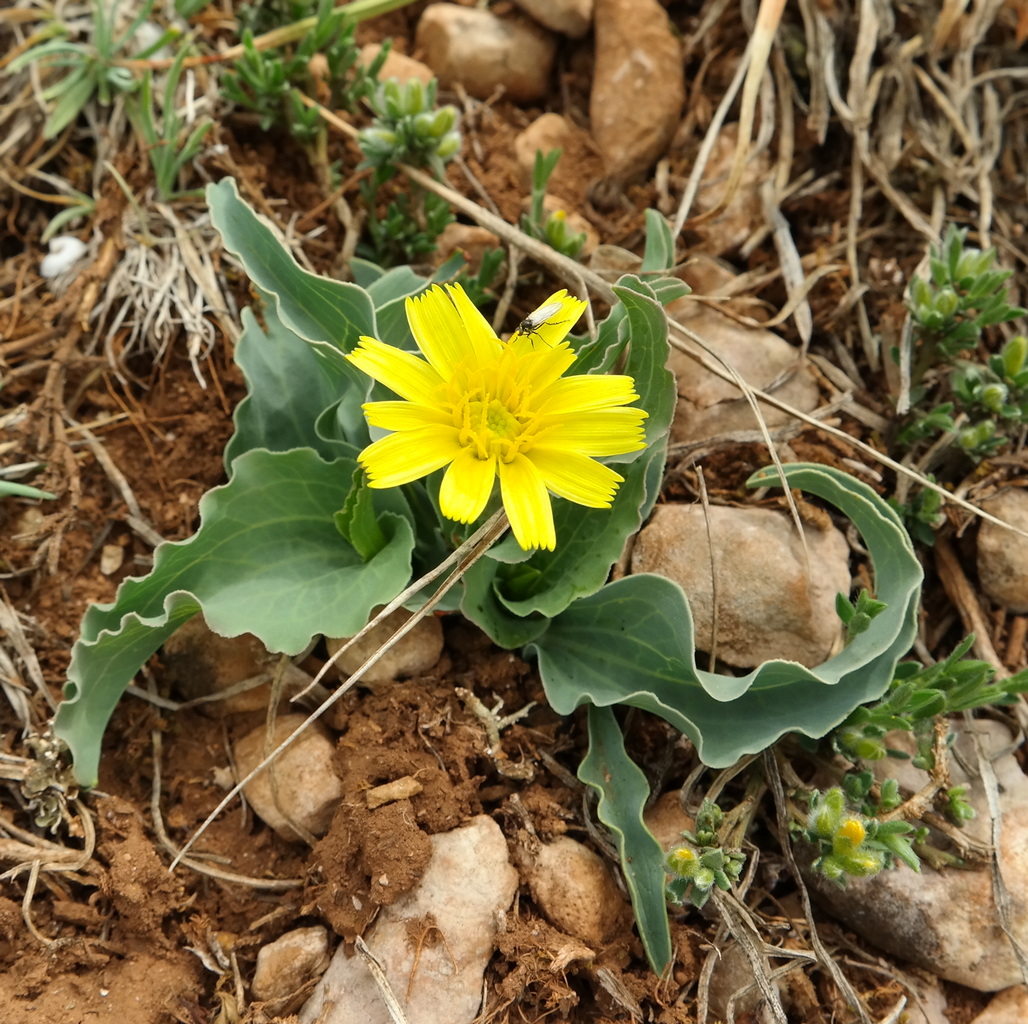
[836,588,888,642]
[888,476,945,547]
[221,0,387,143]
[356,77,461,265]
[520,150,587,259]
[831,634,1028,766]
[898,225,1026,459]
[9,0,177,138]
[128,48,213,200]
[800,787,921,882]
[665,800,746,909]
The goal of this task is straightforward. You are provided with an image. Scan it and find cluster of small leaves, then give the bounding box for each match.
[453,247,506,307]
[836,588,888,642]
[520,150,587,259]
[899,225,1026,458]
[832,634,1028,768]
[888,477,945,547]
[356,77,460,265]
[222,0,386,144]
[801,787,921,883]
[664,800,746,909]
[9,0,177,138]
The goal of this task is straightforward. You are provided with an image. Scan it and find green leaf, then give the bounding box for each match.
[336,468,387,561]
[226,303,358,468]
[578,705,672,973]
[207,178,374,383]
[640,209,675,274]
[54,448,415,786]
[0,481,56,500]
[528,463,922,768]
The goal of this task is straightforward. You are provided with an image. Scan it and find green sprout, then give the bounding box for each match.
[520,149,587,259]
[9,0,178,138]
[836,588,888,642]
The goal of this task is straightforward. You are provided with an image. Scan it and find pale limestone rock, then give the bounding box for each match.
[814,721,1028,991]
[970,986,1028,1024]
[359,43,434,86]
[326,607,444,685]
[642,791,695,852]
[691,123,773,256]
[514,113,573,187]
[433,223,502,273]
[162,616,312,714]
[415,4,556,104]
[300,816,518,1024]
[511,0,592,38]
[252,926,331,1002]
[234,715,343,841]
[590,0,683,182]
[630,503,850,668]
[524,837,626,947]
[667,305,820,443]
[976,488,1028,612]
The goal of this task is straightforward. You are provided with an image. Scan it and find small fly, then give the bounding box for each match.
[512,300,566,346]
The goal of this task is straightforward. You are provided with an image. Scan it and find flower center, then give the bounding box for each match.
[459,394,528,461]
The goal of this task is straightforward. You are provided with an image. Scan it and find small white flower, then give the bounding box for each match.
[40,236,88,279]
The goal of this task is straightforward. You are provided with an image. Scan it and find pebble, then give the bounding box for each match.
[642,791,695,852]
[233,714,343,841]
[523,837,627,948]
[812,720,1028,991]
[415,4,556,104]
[690,123,773,256]
[40,235,88,279]
[630,503,851,668]
[514,113,573,187]
[300,816,518,1024]
[667,305,821,444]
[510,0,593,38]
[162,616,313,715]
[325,607,444,686]
[252,926,331,1003]
[970,986,1028,1024]
[359,43,434,86]
[432,223,502,273]
[590,0,684,182]
[976,488,1028,612]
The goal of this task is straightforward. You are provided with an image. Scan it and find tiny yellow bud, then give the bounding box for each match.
[667,847,697,876]
[838,818,867,847]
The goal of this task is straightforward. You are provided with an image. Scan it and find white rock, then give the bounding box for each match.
[300,816,518,1024]
[970,986,1028,1024]
[514,112,573,187]
[162,616,312,714]
[40,236,88,278]
[630,503,850,668]
[325,607,444,685]
[590,0,684,182]
[976,489,1028,612]
[359,43,434,86]
[233,714,343,841]
[511,0,593,38]
[252,926,331,1003]
[524,837,626,947]
[812,720,1028,991]
[667,306,821,443]
[415,4,556,104]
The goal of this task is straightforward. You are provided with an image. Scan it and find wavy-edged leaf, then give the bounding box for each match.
[528,463,923,768]
[579,705,672,973]
[55,448,414,785]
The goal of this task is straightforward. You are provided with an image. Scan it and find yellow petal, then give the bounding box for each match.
[528,448,624,507]
[439,448,496,524]
[347,337,444,405]
[364,400,452,431]
[508,290,587,350]
[406,284,499,378]
[535,408,648,456]
[358,426,460,487]
[534,374,640,415]
[498,454,555,551]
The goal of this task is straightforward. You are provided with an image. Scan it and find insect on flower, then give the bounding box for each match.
[511,299,567,347]
[345,283,648,551]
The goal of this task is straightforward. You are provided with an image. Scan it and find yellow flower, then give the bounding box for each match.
[346,284,648,551]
